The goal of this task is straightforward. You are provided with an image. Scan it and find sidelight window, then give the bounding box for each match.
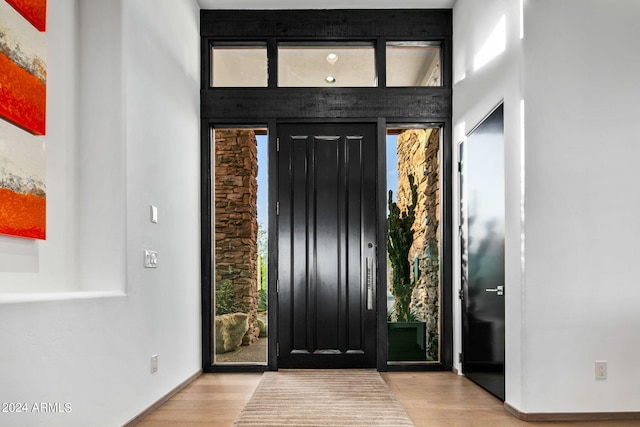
[386,126,442,363]
[212,128,269,365]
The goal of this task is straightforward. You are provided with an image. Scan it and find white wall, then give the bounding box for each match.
[521,0,640,413]
[77,0,126,292]
[452,0,525,409]
[0,0,202,425]
[454,0,640,415]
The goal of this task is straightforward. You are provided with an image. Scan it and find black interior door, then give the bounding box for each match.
[277,123,377,368]
[460,104,505,399]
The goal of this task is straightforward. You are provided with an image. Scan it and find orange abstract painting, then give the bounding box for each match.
[0,120,46,240]
[0,1,47,136]
[0,188,45,239]
[5,0,47,32]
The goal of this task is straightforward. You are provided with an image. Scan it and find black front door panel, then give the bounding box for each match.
[277,123,377,368]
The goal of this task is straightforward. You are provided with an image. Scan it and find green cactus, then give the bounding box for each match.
[387,173,418,322]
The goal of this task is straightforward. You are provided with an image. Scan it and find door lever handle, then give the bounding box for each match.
[366,257,373,310]
[485,285,504,296]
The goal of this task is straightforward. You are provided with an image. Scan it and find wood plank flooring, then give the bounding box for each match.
[137,372,639,427]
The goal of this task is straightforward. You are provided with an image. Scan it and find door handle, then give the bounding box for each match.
[485,285,504,296]
[366,257,373,310]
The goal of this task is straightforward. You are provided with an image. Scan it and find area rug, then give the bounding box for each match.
[232,369,414,426]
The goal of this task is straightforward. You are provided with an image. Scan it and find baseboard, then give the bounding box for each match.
[504,402,640,421]
[452,367,459,375]
[123,369,202,426]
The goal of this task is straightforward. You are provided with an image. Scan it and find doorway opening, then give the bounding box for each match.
[386,127,442,363]
[200,9,453,371]
[212,128,269,366]
[460,104,505,399]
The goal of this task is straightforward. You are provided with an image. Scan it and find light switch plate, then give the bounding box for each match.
[151,205,158,223]
[144,250,158,268]
[151,354,158,373]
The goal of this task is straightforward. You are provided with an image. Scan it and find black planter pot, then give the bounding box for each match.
[387,321,427,361]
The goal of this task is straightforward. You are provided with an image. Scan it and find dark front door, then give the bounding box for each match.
[277,123,377,368]
[460,104,505,399]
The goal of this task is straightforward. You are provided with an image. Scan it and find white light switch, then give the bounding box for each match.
[151,354,158,373]
[151,205,158,223]
[144,250,158,268]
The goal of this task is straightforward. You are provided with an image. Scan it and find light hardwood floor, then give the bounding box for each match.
[137,372,639,427]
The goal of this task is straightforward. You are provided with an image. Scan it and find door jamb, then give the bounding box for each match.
[200,9,453,372]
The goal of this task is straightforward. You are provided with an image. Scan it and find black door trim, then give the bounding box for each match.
[200,9,453,372]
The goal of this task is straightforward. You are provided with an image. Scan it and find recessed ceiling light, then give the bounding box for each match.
[325,76,336,84]
[326,53,338,64]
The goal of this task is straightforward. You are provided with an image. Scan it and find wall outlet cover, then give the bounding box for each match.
[595,361,607,380]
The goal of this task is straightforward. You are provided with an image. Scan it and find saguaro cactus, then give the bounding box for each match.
[387,174,418,322]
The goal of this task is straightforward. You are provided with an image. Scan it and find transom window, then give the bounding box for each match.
[211,45,268,87]
[278,43,377,87]
[209,41,442,88]
[386,42,442,87]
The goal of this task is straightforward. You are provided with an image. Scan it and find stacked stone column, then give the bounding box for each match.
[214,130,260,345]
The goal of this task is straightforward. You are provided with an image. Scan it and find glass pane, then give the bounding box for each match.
[211,46,268,87]
[386,127,441,363]
[386,42,441,87]
[213,128,268,365]
[278,44,376,87]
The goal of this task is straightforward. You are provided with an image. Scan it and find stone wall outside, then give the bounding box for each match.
[214,129,260,345]
[396,128,441,360]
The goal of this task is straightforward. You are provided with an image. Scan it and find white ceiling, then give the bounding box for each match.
[197,0,455,9]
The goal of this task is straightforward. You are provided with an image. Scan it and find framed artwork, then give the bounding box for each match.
[0,0,47,136]
[0,119,46,240]
[5,0,47,32]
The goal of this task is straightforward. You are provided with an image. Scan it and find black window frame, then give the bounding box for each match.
[201,9,453,373]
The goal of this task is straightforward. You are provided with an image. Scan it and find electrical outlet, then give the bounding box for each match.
[595,361,607,379]
[151,354,158,373]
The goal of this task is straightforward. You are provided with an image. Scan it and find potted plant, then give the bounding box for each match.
[387,174,426,361]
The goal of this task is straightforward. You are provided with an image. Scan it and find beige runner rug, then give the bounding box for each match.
[232,369,414,426]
